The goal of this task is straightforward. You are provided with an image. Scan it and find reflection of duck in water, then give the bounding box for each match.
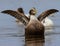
[1,7,59,39]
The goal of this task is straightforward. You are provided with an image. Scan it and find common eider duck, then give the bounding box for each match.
[1,7,59,39]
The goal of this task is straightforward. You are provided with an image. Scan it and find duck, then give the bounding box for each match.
[15,9,56,29]
[1,7,59,39]
[25,8,45,39]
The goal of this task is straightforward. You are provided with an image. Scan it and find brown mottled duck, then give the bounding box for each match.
[1,7,59,39]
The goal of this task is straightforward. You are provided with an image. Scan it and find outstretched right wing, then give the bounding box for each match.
[1,10,29,26]
[38,9,59,21]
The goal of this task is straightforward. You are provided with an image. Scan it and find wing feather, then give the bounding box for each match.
[38,9,59,21]
[17,8,30,21]
[1,10,29,26]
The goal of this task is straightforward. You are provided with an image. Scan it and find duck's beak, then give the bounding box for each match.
[32,8,37,15]
[29,7,37,15]
[35,9,37,14]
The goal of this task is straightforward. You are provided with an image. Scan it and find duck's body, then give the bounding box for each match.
[1,7,59,40]
[25,8,45,39]
[25,15,45,39]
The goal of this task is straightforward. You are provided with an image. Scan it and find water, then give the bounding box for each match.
[0,0,60,46]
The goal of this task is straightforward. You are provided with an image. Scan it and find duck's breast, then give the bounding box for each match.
[25,20,45,38]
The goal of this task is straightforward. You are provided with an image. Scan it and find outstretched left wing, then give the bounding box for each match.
[17,8,30,21]
[1,8,30,26]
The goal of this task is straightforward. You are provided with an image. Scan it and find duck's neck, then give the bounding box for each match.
[30,15,37,20]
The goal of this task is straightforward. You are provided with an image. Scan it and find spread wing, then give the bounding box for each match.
[17,8,30,21]
[38,9,59,21]
[1,10,29,26]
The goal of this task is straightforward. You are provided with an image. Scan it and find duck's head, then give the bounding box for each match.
[29,7,37,15]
